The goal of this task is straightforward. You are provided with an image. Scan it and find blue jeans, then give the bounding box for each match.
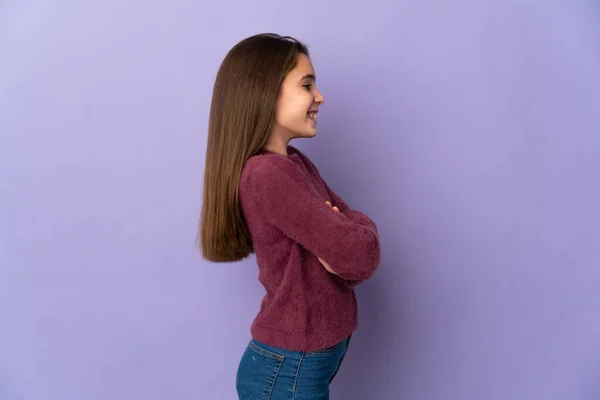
[236,336,351,400]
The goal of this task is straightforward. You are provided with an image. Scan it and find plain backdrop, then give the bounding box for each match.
[1,0,599,399]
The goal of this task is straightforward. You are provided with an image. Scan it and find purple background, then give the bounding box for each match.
[1,0,599,399]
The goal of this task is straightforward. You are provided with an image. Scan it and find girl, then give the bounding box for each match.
[199,33,381,399]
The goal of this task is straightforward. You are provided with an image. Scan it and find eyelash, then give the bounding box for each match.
[303,83,313,91]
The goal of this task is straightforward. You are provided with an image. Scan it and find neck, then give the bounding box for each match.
[263,135,290,156]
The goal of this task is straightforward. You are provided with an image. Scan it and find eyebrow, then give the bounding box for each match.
[299,74,316,82]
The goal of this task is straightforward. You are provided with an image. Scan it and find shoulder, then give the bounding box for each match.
[288,145,311,164]
[288,145,322,177]
[240,152,301,187]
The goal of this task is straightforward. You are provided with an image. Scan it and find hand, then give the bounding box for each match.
[319,257,338,275]
[325,201,340,214]
[318,201,340,275]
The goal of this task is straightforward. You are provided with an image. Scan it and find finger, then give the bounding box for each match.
[332,206,340,213]
[325,201,332,207]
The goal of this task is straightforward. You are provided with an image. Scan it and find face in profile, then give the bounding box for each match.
[271,53,325,141]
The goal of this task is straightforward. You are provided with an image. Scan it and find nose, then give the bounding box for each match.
[314,88,325,105]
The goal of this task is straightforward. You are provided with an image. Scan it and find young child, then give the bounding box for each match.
[200,33,381,399]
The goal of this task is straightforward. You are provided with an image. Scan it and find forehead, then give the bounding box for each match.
[288,54,315,78]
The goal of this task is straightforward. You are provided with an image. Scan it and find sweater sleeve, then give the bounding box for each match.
[242,156,381,282]
[293,147,379,234]
[323,182,379,236]
[324,188,381,287]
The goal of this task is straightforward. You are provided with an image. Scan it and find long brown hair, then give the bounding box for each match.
[199,33,309,262]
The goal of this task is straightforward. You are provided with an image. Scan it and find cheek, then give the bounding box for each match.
[274,100,291,123]
[277,102,307,122]
[296,95,314,117]
[274,91,313,127]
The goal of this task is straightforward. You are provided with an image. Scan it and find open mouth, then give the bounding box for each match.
[307,111,317,120]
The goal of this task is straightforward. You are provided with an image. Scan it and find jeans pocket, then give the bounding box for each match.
[248,340,285,360]
[236,341,285,400]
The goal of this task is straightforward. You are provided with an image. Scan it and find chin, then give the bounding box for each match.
[306,125,318,136]
[292,130,317,139]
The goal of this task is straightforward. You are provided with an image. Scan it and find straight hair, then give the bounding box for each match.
[199,33,309,262]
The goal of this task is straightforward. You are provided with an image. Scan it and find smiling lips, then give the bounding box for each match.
[307,110,318,120]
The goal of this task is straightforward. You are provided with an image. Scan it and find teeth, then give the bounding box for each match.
[308,112,316,119]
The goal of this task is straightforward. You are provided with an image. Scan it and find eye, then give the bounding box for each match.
[303,83,313,91]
